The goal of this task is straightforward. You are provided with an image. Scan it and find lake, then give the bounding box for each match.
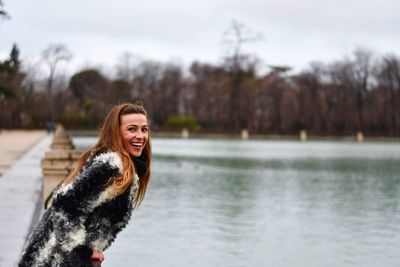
[73,137,400,267]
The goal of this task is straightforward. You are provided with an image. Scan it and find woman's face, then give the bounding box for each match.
[120,113,149,157]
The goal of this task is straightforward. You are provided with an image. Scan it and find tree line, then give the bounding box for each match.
[1,43,400,136]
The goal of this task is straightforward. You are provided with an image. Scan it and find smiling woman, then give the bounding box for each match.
[120,113,149,158]
[19,103,152,267]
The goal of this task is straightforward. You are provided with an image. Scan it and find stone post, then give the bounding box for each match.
[356,131,364,142]
[300,130,307,141]
[241,129,249,140]
[181,128,189,139]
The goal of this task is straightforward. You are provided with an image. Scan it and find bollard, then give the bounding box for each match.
[241,129,249,140]
[181,128,189,139]
[356,131,364,142]
[300,130,307,141]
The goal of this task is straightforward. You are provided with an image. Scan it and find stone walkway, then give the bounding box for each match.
[0,130,47,176]
[0,130,51,267]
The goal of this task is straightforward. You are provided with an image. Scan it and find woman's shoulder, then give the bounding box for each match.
[86,148,123,173]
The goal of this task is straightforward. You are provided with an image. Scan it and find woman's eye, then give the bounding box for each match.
[142,128,148,133]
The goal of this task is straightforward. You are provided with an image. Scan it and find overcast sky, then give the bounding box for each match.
[1,0,399,74]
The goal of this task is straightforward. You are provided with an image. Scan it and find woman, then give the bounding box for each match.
[19,103,152,266]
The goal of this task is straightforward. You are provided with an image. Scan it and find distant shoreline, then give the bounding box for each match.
[67,130,400,142]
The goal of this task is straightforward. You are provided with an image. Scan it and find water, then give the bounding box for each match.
[73,137,400,267]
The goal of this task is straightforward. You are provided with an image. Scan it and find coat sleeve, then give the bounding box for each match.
[85,173,140,253]
[50,151,123,257]
[52,151,123,213]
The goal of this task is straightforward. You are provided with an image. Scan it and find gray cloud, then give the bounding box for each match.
[1,0,399,72]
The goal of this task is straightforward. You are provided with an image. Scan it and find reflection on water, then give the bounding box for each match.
[73,137,400,267]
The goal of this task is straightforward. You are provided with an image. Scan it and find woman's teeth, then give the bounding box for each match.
[131,142,142,147]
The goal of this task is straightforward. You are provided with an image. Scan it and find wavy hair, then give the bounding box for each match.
[64,103,152,207]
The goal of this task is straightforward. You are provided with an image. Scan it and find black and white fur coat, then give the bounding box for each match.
[19,150,143,267]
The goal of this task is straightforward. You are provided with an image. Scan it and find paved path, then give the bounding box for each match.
[0,130,47,176]
[0,131,51,267]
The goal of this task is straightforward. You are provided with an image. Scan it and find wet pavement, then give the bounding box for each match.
[0,132,51,267]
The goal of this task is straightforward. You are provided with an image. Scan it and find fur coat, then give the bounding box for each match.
[19,150,141,267]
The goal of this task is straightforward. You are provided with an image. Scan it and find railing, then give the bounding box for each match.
[41,124,81,203]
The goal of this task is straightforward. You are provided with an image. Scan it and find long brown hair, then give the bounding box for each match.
[64,103,152,207]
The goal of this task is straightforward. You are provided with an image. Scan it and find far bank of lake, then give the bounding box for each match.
[69,130,400,142]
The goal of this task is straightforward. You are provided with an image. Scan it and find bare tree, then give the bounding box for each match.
[20,60,42,127]
[292,63,325,133]
[222,20,263,131]
[260,71,289,133]
[376,54,400,134]
[222,20,262,72]
[42,43,72,123]
[351,48,373,132]
[130,60,163,122]
[115,52,141,81]
[189,62,231,131]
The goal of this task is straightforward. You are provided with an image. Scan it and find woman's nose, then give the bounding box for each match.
[135,131,144,139]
